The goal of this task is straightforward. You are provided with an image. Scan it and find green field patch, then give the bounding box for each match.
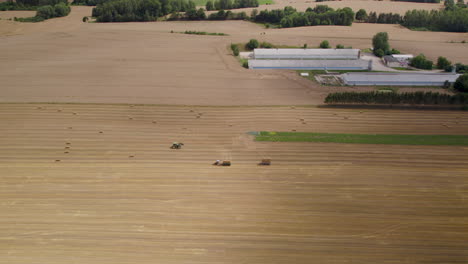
[255,131,468,146]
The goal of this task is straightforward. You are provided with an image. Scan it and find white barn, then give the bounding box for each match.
[253,49,361,60]
[342,72,460,86]
[248,59,371,70]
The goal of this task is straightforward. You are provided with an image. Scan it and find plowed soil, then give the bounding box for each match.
[1,103,468,264]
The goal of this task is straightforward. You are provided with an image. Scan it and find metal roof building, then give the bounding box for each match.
[248,59,371,70]
[253,49,361,60]
[342,72,460,86]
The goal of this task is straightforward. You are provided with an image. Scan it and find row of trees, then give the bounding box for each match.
[0,0,66,10]
[72,0,111,6]
[92,0,196,22]
[16,0,67,6]
[168,8,248,20]
[402,8,468,32]
[325,91,468,105]
[205,0,258,11]
[393,0,440,3]
[253,6,354,27]
[365,12,402,24]
[15,2,70,22]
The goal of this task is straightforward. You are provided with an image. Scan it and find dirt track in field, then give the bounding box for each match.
[1,103,468,264]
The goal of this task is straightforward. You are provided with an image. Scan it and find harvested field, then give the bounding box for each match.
[1,103,468,263]
[0,11,35,19]
[0,7,467,105]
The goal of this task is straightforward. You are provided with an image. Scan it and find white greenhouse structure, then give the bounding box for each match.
[248,59,371,70]
[253,49,361,60]
[342,73,460,86]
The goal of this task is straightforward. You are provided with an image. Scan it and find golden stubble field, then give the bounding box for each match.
[1,3,468,264]
[1,7,467,105]
[0,103,468,264]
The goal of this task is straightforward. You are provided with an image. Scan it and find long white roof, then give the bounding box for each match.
[343,72,460,85]
[249,59,370,70]
[253,48,360,59]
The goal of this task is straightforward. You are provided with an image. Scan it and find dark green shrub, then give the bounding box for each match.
[454,74,468,93]
[53,2,70,17]
[36,5,55,19]
[230,44,239,56]
[319,40,330,48]
[410,54,433,70]
[374,49,384,57]
[336,44,344,49]
[260,41,274,48]
[245,39,259,50]
[437,56,451,70]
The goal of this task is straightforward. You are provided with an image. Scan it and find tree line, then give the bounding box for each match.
[253,5,355,27]
[393,0,440,3]
[402,8,468,32]
[15,2,70,22]
[205,0,258,11]
[364,12,402,24]
[92,0,196,22]
[325,91,468,106]
[0,0,66,10]
[167,5,355,27]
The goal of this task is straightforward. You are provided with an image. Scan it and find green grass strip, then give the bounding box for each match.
[255,132,468,146]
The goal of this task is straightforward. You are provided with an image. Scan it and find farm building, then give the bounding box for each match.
[342,72,460,86]
[383,54,413,67]
[383,55,401,68]
[253,49,361,60]
[248,59,371,70]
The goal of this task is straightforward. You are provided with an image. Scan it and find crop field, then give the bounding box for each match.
[1,103,468,264]
[0,7,467,105]
[1,1,468,263]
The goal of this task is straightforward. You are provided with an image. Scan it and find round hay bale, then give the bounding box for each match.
[55,159,61,162]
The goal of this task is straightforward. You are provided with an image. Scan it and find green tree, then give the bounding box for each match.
[410,54,433,70]
[372,32,390,56]
[336,44,344,49]
[437,56,452,69]
[205,0,213,10]
[374,49,384,57]
[444,0,456,10]
[230,43,239,56]
[36,5,55,19]
[246,39,259,50]
[53,2,70,17]
[355,9,367,21]
[319,40,330,48]
[454,74,468,93]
